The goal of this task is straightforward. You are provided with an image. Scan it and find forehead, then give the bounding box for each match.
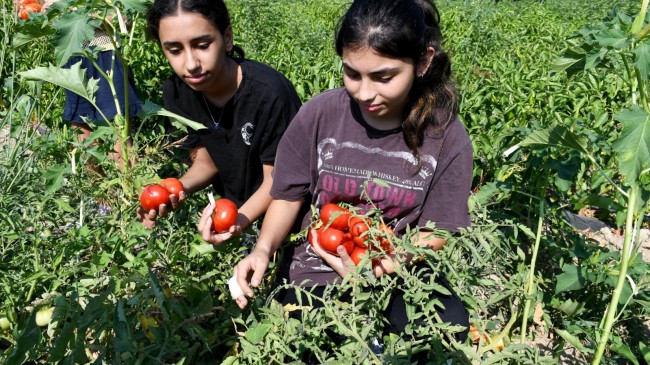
[341,46,414,71]
[158,11,219,41]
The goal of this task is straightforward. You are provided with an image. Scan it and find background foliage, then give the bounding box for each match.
[1,0,648,364]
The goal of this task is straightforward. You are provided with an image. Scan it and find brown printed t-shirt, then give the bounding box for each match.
[271,88,473,286]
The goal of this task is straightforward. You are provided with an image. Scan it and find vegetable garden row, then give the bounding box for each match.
[0,0,648,363]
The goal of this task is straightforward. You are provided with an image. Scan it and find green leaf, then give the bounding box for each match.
[555,264,585,293]
[140,101,207,131]
[13,23,56,48]
[640,342,650,363]
[115,0,150,14]
[20,62,99,107]
[245,323,273,345]
[554,328,592,353]
[613,106,650,183]
[594,29,628,49]
[520,125,589,155]
[43,165,71,195]
[50,13,98,66]
[633,42,650,81]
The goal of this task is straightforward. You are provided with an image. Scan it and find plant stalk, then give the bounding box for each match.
[520,192,545,343]
[591,184,638,365]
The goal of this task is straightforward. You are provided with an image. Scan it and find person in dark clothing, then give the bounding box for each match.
[141,0,301,241]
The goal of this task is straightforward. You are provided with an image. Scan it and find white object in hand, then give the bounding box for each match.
[227,275,244,300]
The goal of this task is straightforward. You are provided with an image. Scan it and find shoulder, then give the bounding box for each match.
[298,88,350,115]
[239,59,300,102]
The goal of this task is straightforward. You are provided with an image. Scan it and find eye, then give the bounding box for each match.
[344,70,360,80]
[165,47,181,56]
[196,42,211,50]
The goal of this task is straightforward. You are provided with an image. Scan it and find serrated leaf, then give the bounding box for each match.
[43,164,71,195]
[20,62,99,107]
[50,13,98,66]
[613,106,650,183]
[520,125,589,155]
[633,42,650,81]
[245,323,272,345]
[594,29,628,48]
[140,101,207,131]
[13,23,56,48]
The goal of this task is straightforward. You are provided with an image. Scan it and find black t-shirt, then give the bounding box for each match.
[163,59,302,206]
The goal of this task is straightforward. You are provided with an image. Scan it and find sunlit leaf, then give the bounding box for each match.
[20,62,99,107]
[554,328,592,353]
[245,323,272,345]
[520,125,589,155]
[613,106,650,183]
[50,12,98,66]
[43,165,71,195]
[140,101,207,131]
[593,29,628,49]
[115,0,150,14]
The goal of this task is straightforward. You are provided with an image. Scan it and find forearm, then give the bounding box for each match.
[236,164,274,230]
[252,199,303,257]
[179,148,218,194]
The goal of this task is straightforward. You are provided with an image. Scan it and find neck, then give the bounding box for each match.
[203,58,241,107]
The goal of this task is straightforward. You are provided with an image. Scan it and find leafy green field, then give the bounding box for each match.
[1,0,649,363]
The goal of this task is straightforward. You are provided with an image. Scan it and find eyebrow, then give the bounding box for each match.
[162,34,214,47]
[342,62,398,76]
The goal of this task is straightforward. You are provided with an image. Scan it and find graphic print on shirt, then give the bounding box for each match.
[293,137,438,273]
[241,122,254,146]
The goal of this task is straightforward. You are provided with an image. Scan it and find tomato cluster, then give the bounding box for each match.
[211,198,238,233]
[308,203,394,265]
[16,0,41,20]
[139,178,185,211]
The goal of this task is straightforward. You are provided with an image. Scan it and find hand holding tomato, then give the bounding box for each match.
[137,178,187,229]
[310,228,358,279]
[197,199,241,246]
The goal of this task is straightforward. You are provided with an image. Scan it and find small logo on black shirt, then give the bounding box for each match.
[241,123,254,145]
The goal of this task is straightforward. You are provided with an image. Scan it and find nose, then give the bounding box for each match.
[358,78,375,103]
[185,50,201,74]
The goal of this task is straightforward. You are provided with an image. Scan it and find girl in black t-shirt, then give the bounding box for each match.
[140,0,301,241]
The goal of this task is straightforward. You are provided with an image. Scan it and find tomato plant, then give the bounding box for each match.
[319,203,350,230]
[160,177,185,196]
[212,198,238,233]
[139,184,171,211]
[18,2,40,19]
[35,307,54,327]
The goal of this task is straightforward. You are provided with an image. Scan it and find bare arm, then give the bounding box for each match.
[233,199,304,309]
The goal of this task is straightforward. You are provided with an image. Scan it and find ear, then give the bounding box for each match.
[224,25,234,53]
[416,46,435,77]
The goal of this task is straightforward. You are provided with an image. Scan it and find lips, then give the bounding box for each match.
[185,73,208,85]
[361,103,382,112]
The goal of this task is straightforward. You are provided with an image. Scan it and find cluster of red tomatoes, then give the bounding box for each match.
[16,0,41,20]
[308,203,394,265]
[139,177,185,212]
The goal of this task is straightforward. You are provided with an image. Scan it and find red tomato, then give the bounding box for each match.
[18,2,40,19]
[315,227,349,255]
[211,198,238,233]
[349,247,367,265]
[160,177,185,196]
[349,217,370,247]
[139,184,171,211]
[319,203,350,231]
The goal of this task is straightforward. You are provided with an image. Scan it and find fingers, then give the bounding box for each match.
[235,265,254,300]
[337,245,355,268]
[197,204,214,232]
